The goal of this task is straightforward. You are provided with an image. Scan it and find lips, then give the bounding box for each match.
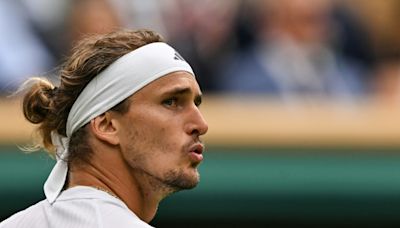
[189,143,204,154]
[188,143,204,163]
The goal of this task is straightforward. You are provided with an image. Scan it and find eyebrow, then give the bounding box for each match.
[164,86,201,96]
[164,87,191,96]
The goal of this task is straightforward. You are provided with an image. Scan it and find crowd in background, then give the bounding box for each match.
[1,0,400,104]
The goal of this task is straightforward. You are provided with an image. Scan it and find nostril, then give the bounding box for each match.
[190,129,200,136]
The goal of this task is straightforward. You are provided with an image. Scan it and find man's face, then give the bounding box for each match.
[114,71,208,193]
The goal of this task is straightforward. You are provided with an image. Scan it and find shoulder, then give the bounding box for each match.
[1,187,154,228]
[57,186,154,228]
[99,203,153,228]
[0,200,48,228]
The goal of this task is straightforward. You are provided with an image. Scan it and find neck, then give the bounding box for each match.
[67,145,163,223]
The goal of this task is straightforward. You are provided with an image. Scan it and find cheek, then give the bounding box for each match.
[121,117,183,170]
[133,110,183,151]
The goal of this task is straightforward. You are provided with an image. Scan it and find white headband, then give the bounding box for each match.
[45,42,195,203]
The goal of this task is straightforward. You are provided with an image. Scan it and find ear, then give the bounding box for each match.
[89,112,120,145]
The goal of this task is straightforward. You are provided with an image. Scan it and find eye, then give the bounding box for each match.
[194,96,202,107]
[162,97,178,107]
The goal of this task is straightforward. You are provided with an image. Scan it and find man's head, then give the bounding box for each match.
[22,29,208,198]
[100,71,208,193]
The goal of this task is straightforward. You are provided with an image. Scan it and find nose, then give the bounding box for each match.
[185,106,209,137]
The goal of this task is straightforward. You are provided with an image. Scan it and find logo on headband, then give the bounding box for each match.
[174,52,186,62]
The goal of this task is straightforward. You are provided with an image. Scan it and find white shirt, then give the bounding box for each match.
[0,186,154,228]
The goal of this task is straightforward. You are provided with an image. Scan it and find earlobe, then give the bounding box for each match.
[90,112,120,145]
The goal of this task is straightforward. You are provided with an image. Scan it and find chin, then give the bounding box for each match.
[164,169,200,191]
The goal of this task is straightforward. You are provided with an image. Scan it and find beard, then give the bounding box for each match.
[141,167,200,197]
[125,150,201,196]
[163,168,200,191]
[123,130,201,196]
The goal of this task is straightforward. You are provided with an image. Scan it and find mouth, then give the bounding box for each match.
[188,143,204,163]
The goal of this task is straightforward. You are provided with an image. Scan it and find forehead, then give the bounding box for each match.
[132,71,201,98]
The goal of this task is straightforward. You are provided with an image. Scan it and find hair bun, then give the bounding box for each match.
[22,78,56,124]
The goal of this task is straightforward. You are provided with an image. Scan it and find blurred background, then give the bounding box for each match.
[1,0,400,227]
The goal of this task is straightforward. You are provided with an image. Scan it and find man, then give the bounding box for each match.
[0,29,208,227]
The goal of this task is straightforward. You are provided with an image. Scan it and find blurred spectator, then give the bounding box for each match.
[2,0,400,102]
[216,0,368,103]
[342,0,400,104]
[0,0,127,95]
[164,0,242,92]
[341,0,400,60]
[331,3,374,73]
[66,0,123,48]
[19,0,69,62]
[108,0,168,37]
[371,60,400,104]
[0,0,55,94]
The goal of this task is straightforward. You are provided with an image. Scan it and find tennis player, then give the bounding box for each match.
[0,29,208,227]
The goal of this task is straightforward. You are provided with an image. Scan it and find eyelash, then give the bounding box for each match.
[162,97,202,108]
[194,98,201,107]
[162,97,178,107]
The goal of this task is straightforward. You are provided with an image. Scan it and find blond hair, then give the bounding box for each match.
[21,29,164,164]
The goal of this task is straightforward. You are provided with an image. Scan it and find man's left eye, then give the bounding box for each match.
[162,97,178,107]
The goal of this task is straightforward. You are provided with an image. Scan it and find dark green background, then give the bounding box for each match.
[1,146,400,227]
